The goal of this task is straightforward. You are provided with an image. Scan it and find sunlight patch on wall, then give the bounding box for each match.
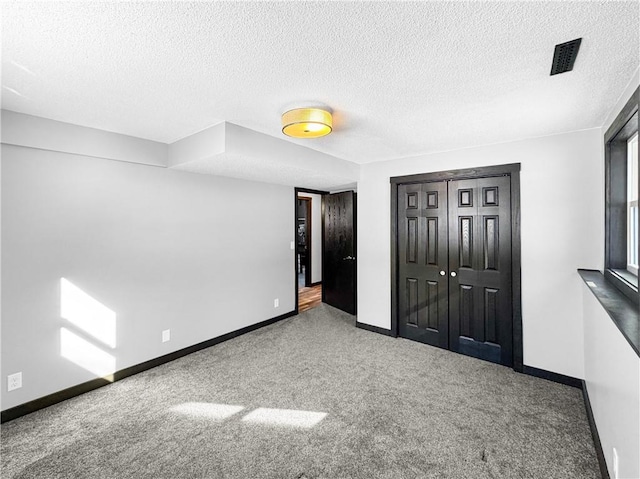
[241,408,327,428]
[170,403,245,420]
[60,327,116,377]
[60,278,116,348]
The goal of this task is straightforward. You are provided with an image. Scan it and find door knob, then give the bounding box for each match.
[439,270,446,276]
[450,271,457,277]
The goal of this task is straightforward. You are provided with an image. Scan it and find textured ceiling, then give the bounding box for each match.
[2,1,639,168]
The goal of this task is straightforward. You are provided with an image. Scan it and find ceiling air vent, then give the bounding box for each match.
[550,38,582,75]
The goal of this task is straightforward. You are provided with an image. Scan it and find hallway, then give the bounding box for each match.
[299,283,321,313]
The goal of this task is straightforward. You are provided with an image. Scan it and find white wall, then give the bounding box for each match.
[582,285,640,479]
[1,143,294,411]
[357,128,604,379]
[298,192,322,284]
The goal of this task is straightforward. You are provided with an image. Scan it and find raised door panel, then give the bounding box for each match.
[406,217,419,264]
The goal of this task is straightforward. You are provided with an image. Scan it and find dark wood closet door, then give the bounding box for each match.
[448,176,513,366]
[397,182,449,347]
[323,191,357,314]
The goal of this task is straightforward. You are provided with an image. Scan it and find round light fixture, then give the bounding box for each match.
[282,108,332,138]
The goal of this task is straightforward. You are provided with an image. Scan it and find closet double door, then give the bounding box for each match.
[397,176,513,366]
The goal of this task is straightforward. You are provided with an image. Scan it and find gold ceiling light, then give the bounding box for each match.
[282,108,332,139]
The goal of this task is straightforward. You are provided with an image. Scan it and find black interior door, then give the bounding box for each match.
[448,177,512,366]
[323,191,357,314]
[396,176,513,366]
[397,182,449,348]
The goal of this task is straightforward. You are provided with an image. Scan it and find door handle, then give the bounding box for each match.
[439,270,446,276]
[343,256,355,260]
[450,271,457,277]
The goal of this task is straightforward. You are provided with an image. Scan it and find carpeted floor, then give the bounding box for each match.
[1,304,600,479]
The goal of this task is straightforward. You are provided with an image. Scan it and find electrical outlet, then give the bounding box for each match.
[162,329,171,343]
[7,372,22,392]
[274,298,279,308]
[290,241,295,250]
[612,447,619,479]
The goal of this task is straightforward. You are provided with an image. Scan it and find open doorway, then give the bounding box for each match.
[297,196,312,288]
[295,188,326,313]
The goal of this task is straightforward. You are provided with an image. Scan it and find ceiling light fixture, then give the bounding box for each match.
[282,108,332,139]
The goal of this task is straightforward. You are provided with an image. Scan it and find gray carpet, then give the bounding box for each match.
[1,304,600,478]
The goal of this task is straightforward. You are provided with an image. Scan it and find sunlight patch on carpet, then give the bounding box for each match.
[241,408,327,428]
[170,402,245,420]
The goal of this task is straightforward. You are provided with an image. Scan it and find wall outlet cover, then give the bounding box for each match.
[8,372,22,391]
[274,298,279,308]
[162,329,171,343]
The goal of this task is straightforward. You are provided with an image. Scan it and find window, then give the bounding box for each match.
[605,87,639,304]
[627,133,639,276]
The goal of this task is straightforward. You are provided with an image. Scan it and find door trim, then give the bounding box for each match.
[390,163,522,372]
[294,187,329,315]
